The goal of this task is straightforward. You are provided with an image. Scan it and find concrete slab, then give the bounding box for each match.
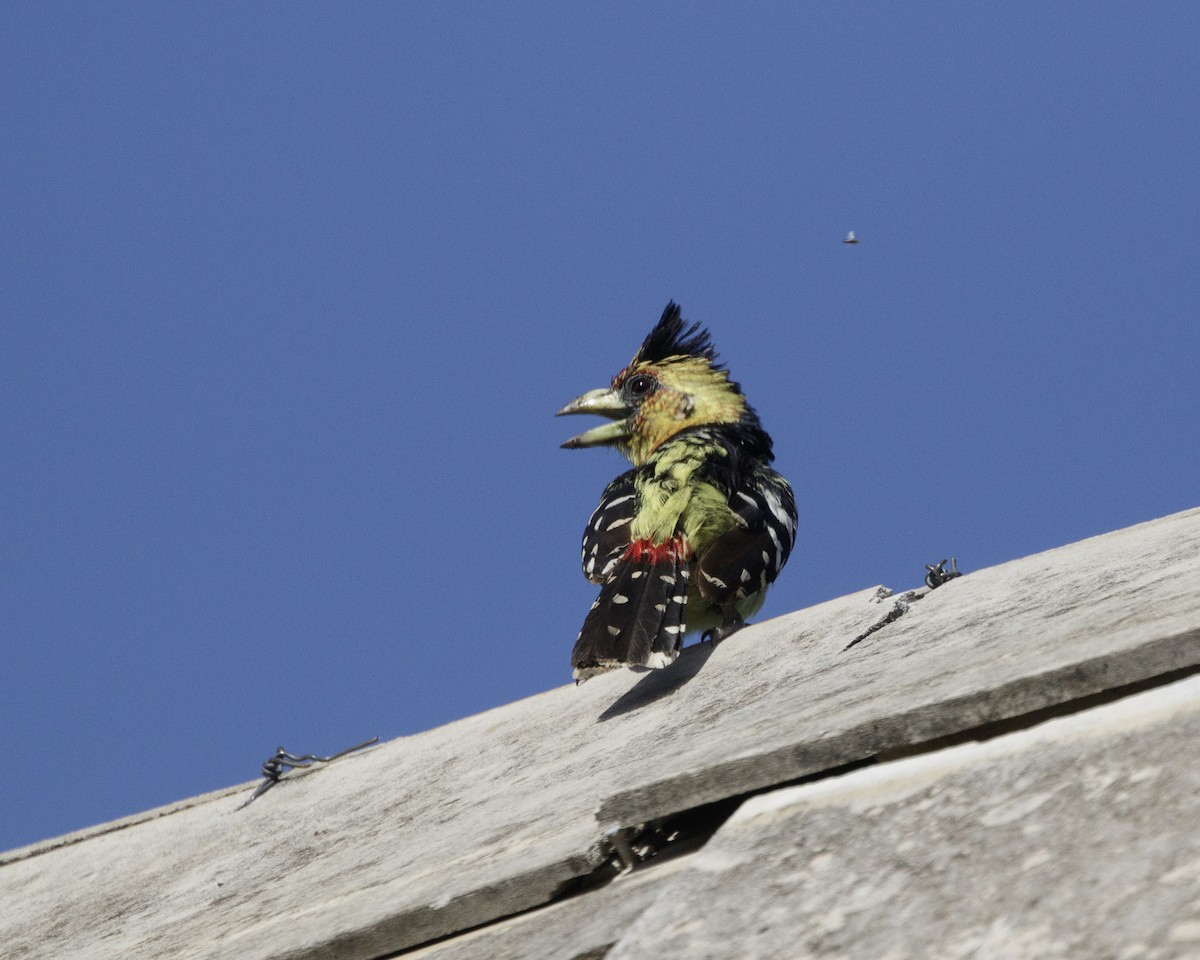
[0,588,889,960]
[605,673,1200,960]
[401,855,692,960]
[599,506,1200,825]
[2,506,1198,960]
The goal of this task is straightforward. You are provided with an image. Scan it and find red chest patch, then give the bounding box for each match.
[622,535,690,565]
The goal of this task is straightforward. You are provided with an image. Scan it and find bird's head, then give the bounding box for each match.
[558,302,756,466]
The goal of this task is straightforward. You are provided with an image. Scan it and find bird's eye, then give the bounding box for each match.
[626,374,655,398]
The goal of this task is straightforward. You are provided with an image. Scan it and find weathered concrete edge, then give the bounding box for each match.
[398,851,697,960]
[0,751,366,867]
[406,668,1200,960]
[0,779,257,867]
[600,672,1200,960]
[597,626,1200,826]
[731,670,1200,825]
[257,845,610,960]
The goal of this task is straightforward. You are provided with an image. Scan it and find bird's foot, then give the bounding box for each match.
[701,618,746,646]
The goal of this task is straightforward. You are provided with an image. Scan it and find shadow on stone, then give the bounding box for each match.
[597,643,715,722]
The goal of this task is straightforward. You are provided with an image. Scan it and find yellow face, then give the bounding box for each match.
[557,308,749,467]
[613,356,747,465]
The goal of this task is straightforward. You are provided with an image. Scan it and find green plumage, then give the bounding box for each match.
[559,302,798,681]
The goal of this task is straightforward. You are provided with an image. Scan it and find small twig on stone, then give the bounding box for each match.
[845,599,911,651]
[925,558,963,589]
[239,737,380,809]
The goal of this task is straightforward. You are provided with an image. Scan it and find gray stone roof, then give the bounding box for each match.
[4,506,1199,960]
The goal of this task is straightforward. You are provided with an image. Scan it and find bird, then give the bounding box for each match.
[557,301,797,681]
[842,230,859,244]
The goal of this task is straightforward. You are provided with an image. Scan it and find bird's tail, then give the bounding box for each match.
[571,537,690,681]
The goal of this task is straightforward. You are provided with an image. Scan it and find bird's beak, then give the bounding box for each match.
[557,388,632,449]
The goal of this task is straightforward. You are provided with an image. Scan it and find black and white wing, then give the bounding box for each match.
[580,469,638,583]
[573,469,692,680]
[696,469,797,607]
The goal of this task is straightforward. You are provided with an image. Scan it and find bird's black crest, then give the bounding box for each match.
[634,301,718,366]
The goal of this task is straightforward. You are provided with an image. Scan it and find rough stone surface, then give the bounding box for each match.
[599,505,1200,824]
[401,856,692,960]
[2,506,1199,960]
[0,590,886,960]
[605,673,1200,960]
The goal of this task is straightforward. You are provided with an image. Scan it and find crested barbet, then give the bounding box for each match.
[558,301,798,681]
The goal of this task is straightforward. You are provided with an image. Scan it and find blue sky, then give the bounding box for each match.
[3,4,1197,851]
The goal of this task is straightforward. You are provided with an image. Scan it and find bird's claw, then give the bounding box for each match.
[702,619,746,646]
